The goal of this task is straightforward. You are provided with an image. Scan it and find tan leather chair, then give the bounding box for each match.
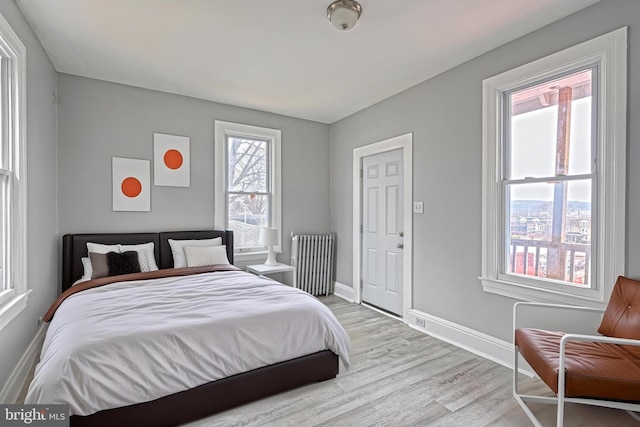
[513,276,640,426]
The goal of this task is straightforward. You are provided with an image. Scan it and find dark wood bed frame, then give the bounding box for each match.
[61,230,339,427]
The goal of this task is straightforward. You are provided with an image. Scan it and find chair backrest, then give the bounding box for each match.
[598,276,640,358]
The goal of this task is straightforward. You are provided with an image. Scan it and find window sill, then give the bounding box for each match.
[234,250,282,263]
[0,289,32,331]
[480,276,607,309]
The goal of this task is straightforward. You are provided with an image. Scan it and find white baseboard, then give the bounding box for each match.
[407,309,534,377]
[333,281,355,302]
[0,323,46,403]
[332,283,532,375]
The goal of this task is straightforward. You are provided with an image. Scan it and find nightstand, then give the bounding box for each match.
[246,263,295,284]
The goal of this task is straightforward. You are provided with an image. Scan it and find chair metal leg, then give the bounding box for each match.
[627,410,640,422]
[557,338,568,427]
[556,391,565,427]
[513,345,544,427]
[513,344,519,397]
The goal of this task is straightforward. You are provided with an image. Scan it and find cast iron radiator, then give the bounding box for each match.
[291,233,335,296]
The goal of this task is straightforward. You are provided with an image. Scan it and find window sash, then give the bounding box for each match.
[0,171,9,292]
[225,135,273,252]
[480,27,626,307]
[0,11,29,330]
[226,135,271,193]
[214,121,282,260]
[500,178,595,288]
[502,67,598,182]
[503,173,594,186]
[227,192,272,252]
[498,66,598,291]
[0,56,10,294]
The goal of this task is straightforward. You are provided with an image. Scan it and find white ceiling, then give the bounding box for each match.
[16,0,599,124]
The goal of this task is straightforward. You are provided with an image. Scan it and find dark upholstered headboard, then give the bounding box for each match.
[62,230,234,293]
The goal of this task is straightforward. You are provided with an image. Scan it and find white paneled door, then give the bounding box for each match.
[362,149,404,315]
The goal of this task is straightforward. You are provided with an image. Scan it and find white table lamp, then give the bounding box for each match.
[258,227,278,266]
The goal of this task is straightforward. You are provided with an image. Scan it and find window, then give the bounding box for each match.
[214,121,281,260]
[481,28,626,306]
[0,12,28,331]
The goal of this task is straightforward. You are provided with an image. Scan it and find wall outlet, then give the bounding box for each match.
[413,201,424,214]
[415,317,425,327]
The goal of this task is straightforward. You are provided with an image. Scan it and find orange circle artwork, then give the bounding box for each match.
[164,149,183,170]
[121,177,142,198]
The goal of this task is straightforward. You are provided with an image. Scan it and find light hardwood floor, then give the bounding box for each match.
[18,295,639,426]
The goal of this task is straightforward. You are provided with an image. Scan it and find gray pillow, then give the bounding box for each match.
[89,252,110,279]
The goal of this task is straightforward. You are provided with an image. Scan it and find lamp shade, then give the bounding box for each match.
[327,0,362,31]
[259,227,278,266]
[258,227,278,246]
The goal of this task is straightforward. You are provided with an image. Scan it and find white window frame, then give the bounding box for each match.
[0,12,28,331]
[480,27,626,307]
[214,121,281,262]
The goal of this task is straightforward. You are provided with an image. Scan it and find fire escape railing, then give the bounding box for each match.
[509,239,590,284]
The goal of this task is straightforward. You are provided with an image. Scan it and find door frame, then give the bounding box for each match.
[353,133,413,319]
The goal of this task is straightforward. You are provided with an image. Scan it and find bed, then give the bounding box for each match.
[26,230,350,427]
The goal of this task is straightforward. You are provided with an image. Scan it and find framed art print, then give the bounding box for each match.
[112,157,150,211]
[153,133,190,187]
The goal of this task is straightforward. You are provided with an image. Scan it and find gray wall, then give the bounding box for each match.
[329,0,640,342]
[3,0,637,392]
[0,1,58,389]
[57,74,331,271]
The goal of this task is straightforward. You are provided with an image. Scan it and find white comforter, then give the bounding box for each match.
[25,270,350,416]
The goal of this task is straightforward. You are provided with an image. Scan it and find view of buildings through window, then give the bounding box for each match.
[226,135,270,250]
[506,69,593,286]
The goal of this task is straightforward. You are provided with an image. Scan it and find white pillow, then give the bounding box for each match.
[168,237,222,268]
[184,245,229,267]
[72,277,88,286]
[86,242,120,254]
[77,257,92,284]
[119,242,158,271]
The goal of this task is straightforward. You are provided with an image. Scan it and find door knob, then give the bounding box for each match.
[397,243,404,249]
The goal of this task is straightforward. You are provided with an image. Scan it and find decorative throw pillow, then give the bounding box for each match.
[134,249,150,272]
[168,237,223,268]
[88,252,110,279]
[113,248,150,272]
[184,245,229,267]
[106,251,141,276]
[119,243,159,271]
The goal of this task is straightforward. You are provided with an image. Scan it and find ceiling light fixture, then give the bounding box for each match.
[327,0,362,31]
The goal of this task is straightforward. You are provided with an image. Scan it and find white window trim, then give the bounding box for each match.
[0,12,29,331]
[214,121,281,262]
[480,27,626,308]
